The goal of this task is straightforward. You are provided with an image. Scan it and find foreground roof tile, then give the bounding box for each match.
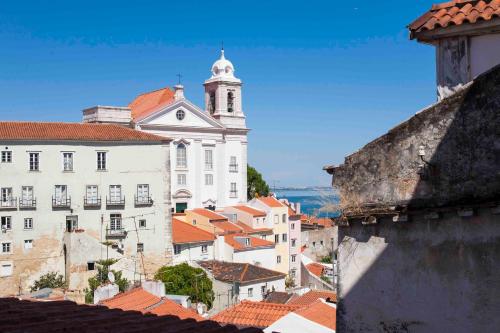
[293,298,336,331]
[288,289,337,306]
[172,218,216,244]
[198,260,285,284]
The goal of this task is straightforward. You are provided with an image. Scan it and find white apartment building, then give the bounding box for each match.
[0,122,172,295]
[83,49,249,212]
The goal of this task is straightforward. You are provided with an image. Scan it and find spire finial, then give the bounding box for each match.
[176,73,182,85]
[220,41,225,59]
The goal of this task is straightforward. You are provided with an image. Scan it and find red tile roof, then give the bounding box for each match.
[302,216,334,228]
[288,290,337,306]
[172,218,216,244]
[211,300,300,328]
[192,208,228,221]
[212,220,244,234]
[224,234,275,251]
[257,196,285,208]
[198,261,286,284]
[233,205,267,217]
[0,122,168,142]
[305,263,325,278]
[0,297,257,333]
[234,222,273,235]
[101,287,204,321]
[409,0,500,38]
[293,299,336,331]
[128,86,175,121]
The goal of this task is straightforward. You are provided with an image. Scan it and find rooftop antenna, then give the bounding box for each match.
[176,73,182,85]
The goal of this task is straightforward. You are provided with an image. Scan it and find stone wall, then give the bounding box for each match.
[330,64,500,210]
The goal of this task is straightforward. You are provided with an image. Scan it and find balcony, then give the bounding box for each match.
[229,191,238,198]
[19,198,36,210]
[0,197,17,210]
[84,196,101,208]
[52,197,71,209]
[229,164,238,173]
[134,195,153,207]
[106,228,127,239]
[106,196,125,208]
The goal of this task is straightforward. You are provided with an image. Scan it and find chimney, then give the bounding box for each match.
[174,84,185,101]
[295,202,301,214]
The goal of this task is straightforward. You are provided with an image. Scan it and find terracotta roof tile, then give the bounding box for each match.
[0,122,168,142]
[211,220,243,234]
[0,297,258,332]
[172,218,216,244]
[257,196,285,208]
[147,299,204,321]
[198,261,285,284]
[224,234,275,251]
[128,87,175,121]
[305,263,325,278]
[409,0,500,38]
[293,299,336,331]
[263,291,295,304]
[233,205,267,217]
[192,208,228,221]
[211,301,300,328]
[288,290,337,306]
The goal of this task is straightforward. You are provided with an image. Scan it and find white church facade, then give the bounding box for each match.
[83,50,249,212]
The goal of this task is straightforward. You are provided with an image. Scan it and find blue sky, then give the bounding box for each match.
[0,1,438,187]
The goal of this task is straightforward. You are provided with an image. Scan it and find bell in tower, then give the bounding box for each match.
[204,49,246,129]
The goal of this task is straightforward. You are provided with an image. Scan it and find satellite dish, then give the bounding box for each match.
[108,272,115,283]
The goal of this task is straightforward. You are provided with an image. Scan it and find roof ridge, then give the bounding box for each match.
[133,86,172,98]
[240,263,249,281]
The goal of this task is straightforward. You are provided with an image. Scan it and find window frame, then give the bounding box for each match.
[1,216,12,230]
[205,174,213,186]
[24,239,33,250]
[62,152,74,171]
[174,244,181,255]
[110,214,122,230]
[1,151,12,163]
[204,149,213,170]
[24,218,33,230]
[139,219,147,228]
[201,244,208,254]
[97,151,107,171]
[282,233,287,242]
[137,243,144,253]
[247,287,253,297]
[276,255,281,264]
[2,242,11,254]
[177,174,187,186]
[291,254,296,262]
[176,144,187,169]
[29,152,39,171]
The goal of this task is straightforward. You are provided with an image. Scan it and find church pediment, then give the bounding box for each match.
[136,99,225,130]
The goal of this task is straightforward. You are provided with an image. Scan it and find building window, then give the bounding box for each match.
[177,174,187,186]
[137,184,150,203]
[291,239,296,247]
[229,156,238,172]
[174,244,181,255]
[230,183,237,198]
[247,287,253,297]
[109,185,122,203]
[176,109,185,120]
[274,215,279,224]
[291,269,296,278]
[24,240,33,249]
[276,255,281,264]
[0,262,13,277]
[62,152,73,171]
[110,214,122,230]
[66,216,78,232]
[282,233,287,242]
[205,150,213,170]
[201,244,208,253]
[320,240,324,246]
[24,218,33,230]
[261,285,266,295]
[192,219,197,225]
[86,185,99,204]
[282,214,286,223]
[176,144,187,168]
[1,151,12,163]
[97,152,107,170]
[291,254,296,262]
[0,188,13,207]
[139,219,146,228]
[87,262,95,271]
[291,223,295,230]
[2,242,11,253]
[21,186,34,207]
[29,152,39,171]
[137,243,144,253]
[1,216,12,230]
[227,92,234,112]
[244,238,250,246]
[312,241,316,247]
[205,174,213,186]
[274,234,279,244]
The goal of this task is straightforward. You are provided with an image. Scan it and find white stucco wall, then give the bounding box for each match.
[0,140,171,294]
[172,241,214,265]
[233,247,276,269]
[239,277,286,302]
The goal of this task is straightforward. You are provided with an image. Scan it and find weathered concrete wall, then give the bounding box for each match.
[331,64,500,210]
[337,208,500,332]
[301,227,337,261]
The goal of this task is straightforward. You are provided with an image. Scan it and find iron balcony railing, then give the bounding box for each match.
[134,195,153,206]
[52,196,71,208]
[106,228,127,238]
[84,196,101,207]
[0,197,17,209]
[19,198,36,209]
[106,196,125,206]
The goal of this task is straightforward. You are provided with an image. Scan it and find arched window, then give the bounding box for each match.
[282,214,286,223]
[176,144,187,168]
[227,92,234,112]
[209,92,216,114]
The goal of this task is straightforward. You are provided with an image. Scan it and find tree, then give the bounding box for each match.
[154,263,214,309]
[30,272,66,292]
[247,165,270,199]
[84,259,130,304]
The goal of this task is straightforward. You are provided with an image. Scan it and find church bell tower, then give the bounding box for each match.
[204,49,246,129]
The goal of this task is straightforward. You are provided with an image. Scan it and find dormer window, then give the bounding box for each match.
[245,238,250,246]
[227,92,234,112]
